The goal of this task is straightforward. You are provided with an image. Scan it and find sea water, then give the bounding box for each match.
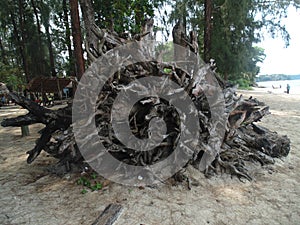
[257,80,300,95]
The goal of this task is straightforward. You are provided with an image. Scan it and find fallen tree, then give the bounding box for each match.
[1,22,290,182]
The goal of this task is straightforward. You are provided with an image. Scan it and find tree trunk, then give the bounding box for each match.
[31,0,42,37]
[10,12,22,66]
[45,24,56,77]
[78,0,99,62]
[62,0,74,76]
[13,0,30,83]
[204,0,213,63]
[70,0,85,80]
[224,73,228,81]
[0,36,8,64]
[17,0,30,83]
[31,0,46,74]
[30,0,46,76]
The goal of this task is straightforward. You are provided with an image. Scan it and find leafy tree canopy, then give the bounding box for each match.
[0,0,299,90]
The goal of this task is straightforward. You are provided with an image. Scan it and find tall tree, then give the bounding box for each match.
[40,1,57,77]
[70,0,85,80]
[0,36,8,64]
[17,0,30,82]
[30,0,46,75]
[79,0,99,63]
[63,0,74,75]
[204,0,212,62]
[168,0,300,81]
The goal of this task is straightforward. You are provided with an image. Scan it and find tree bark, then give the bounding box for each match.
[0,36,8,64]
[224,73,228,81]
[17,0,30,83]
[10,12,22,66]
[70,0,85,80]
[172,21,188,60]
[204,0,213,63]
[30,0,46,75]
[45,24,56,77]
[62,0,74,76]
[78,0,99,62]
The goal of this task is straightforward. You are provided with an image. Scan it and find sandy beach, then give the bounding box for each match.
[0,88,300,225]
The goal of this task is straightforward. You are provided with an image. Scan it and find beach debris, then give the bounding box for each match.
[92,204,123,225]
[1,23,290,182]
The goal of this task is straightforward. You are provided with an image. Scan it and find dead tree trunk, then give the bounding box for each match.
[172,21,188,60]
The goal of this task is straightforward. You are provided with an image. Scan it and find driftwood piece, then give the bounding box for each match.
[92,204,123,225]
[0,23,291,181]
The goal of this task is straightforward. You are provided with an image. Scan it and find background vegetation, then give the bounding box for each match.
[0,0,299,90]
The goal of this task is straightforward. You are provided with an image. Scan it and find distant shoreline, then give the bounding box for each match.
[256,74,300,82]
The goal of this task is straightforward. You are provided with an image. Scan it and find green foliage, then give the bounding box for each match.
[167,0,299,83]
[0,0,166,84]
[81,189,88,194]
[1,0,299,88]
[254,0,297,47]
[156,41,174,62]
[94,0,164,34]
[232,78,253,90]
[0,63,25,91]
[76,173,103,194]
[0,0,76,81]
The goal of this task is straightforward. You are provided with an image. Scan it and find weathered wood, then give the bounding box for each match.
[1,113,39,127]
[0,23,291,181]
[189,31,199,54]
[1,93,76,166]
[92,204,123,225]
[172,21,188,60]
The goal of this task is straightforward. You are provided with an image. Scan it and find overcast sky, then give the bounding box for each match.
[257,7,300,75]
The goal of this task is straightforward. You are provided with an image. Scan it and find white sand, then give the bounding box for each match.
[0,90,300,225]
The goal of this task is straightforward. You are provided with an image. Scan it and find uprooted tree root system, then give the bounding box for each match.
[1,23,290,183]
